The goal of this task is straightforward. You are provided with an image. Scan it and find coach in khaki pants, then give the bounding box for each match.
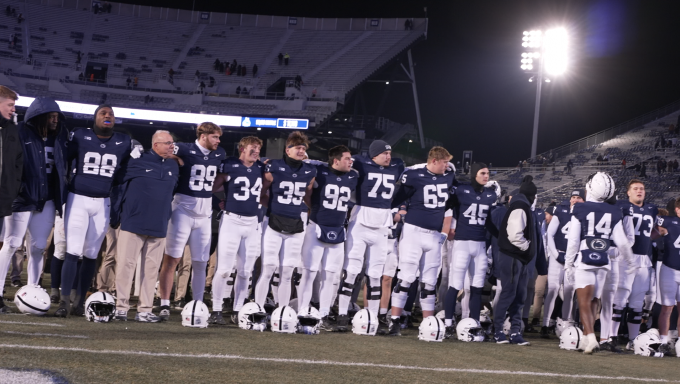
[113,130,179,322]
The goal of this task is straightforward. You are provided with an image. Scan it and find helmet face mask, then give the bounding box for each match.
[85,292,116,323]
[456,318,485,342]
[238,302,268,332]
[634,333,664,357]
[296,306,321,335]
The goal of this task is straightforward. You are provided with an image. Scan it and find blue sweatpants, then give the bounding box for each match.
[493,252,535,334]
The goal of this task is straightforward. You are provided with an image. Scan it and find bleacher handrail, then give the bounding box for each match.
[535,98,680,162]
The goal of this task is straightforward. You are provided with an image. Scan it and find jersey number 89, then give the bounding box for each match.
[278,181,307,205]
[83,152,117,177]
[190,165,217,191]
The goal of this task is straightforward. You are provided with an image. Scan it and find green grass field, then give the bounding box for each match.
[2,278,680,383]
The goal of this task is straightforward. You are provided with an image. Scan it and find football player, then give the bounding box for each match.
[443,162,498,333]
[388,147,456,335]
[208,136,264,325]
[655,201,680,354]
[380,205,407,328]
[565,172,637,354]
[611,179,659,349]
[335,140,404,331]
[56,105,133,317]
[0,97,67,314]
[297,145,357,329]
[254,131,316,308]
[157,122,226,320]
[541,189,584,337]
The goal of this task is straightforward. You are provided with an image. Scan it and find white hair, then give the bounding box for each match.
[152,130,171,144]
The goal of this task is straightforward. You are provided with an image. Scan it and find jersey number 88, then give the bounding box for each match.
[83,152,117,177]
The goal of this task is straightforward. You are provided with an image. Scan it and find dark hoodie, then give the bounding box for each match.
[13,97,69,215]
[0,112,22,217]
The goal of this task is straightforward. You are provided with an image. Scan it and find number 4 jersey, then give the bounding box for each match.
[67,128,132,198]
[452,184,497,241]
[219,157,264,217]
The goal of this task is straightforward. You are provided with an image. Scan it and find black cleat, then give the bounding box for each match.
[70,305,85,317]
[599,340,622,353]
[0,298,12,314]
[173,299,186,310]
[387,317,402,336]
[445,325,457,340]
[208,311,227,325]
[335,314,350,332]
[658,343,671,355]
[11,279,22,288]
[50,289,60,304]
[377,314,389,335]
[540,326,551,339]
[406,315,416,329]
[159,305,171,321]
[320,316,334,332]
[54,303,68,318]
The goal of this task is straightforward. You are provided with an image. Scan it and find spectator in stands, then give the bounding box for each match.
[235,86,241,95]
[195,69,200,79]
[144,95,150,104]
[621,158,626,170]
[284,53,290,65]
[674,160,679,172]
[278,53,283,65]
[655,139,660,149]
[10,8,16,17]
[295,74,303,88]
[78,72,84,81]
[311,88,317,97]
[518,161,523,170]
[253,64,258,78]
[640,162,647,178]
[404,19,411,30]
[198,81,205,94]
[214,59,220,71]
[133,77,138,88]
[126,76,132,88]
[602,154,609,162]
[236,64,242,77]
[5,6,10,16]
[566,159,573,174]
[168,68,175,85]
[657,159,663,175]
[596,154,603,164]
[241,65,247,77]
[242,87,248,96]
[17,13,23,24]
[208,76,215,88]
[9,33,14,48]
[89,73,95,82]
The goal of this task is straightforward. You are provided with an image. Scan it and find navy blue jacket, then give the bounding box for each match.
[116,150,179,237]
[13,97,68,215]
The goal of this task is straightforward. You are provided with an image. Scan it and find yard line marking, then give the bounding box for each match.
[0,320,64,327]
[0,344,677,383]
[1,331,88,339]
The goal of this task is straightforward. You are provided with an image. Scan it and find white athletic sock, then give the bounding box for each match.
[445,319,453,327]
[296,268,315,311]
[254,264,276,306]
[277,266,295,307]
[190,261,208,302]
[211,269,229,312]
[27,245,45,286]
[338,272,357,315]
[661,335,669,344]
[379,308,388,315]
[161,299,170,307]
[319,270,337,318]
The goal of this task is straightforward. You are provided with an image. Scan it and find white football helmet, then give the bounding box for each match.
[456,318,485,342]
[418,316,446,342]
[559,326,585,351]
[633,333,664,357]
[555,317,570,337]
[297,306,322,335]
[352,309,378,336]
[238,302,268,331]
[271,305,298,334]
[85,291,116,323]
[676,338,680,358]
[181,300,210,328]
[646,328,660,338]
[14,285,50,316]
[585,172,615,202]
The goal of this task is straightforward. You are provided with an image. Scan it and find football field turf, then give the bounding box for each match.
[2,282,680,383]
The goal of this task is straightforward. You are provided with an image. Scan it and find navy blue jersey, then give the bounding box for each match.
[392,168,456,232]
[352,155,404,209]
[309,165,358,227]
[266,159,316,219]
[656,216,680,270]
[572,202,623,266]
[618,200,658,256]
[453,184,497,241]
[173,142,226,198]
[219,157,264,217]
[67,128,131,198]
[552,201,573,252]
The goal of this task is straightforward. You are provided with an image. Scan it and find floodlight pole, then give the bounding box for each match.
[405,49,426,149]
[530,61,543,159]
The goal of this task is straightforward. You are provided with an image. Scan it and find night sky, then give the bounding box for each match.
[127,0,680,166]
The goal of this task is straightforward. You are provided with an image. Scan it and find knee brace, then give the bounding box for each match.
[641,308,651,321]
[366,277,381,301]
[420,283,436,311]
[339,270,356,297]
[271,272,280,287]
[293,270,302,286]
[392,279,411,294]
[227,270,237,286]
[627,310,643,325]
[612,306,624,323]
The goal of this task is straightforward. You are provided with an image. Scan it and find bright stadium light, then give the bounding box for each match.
[521,26,569,158]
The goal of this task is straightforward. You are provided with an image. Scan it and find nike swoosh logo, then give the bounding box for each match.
[146,169,153,172]
[349,176,355,179]
[305,171,311,174]
[24,142,31,145]
[116,142,123,145]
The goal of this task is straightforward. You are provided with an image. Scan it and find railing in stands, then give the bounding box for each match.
[535,98,680,162]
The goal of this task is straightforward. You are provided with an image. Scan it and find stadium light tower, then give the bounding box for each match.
[522,28,568,158]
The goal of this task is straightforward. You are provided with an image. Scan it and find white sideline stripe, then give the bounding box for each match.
[0,344,677,383]
[1,331,88,339]
[0,320,64,327]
